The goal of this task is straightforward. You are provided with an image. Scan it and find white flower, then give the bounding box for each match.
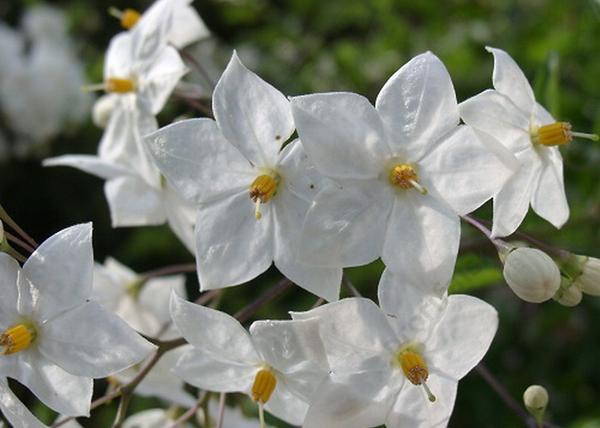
[110,0,210,49]
[170,293,329,426]
[291,269,498,428]
[146,52,342,301]
[460,47,598,237]
[0,224,155,416]
[502,247,561,303]
[43,107,197,253]
[291,51,515,291]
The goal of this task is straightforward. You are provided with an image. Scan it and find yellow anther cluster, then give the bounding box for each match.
[0,323,36,355]
[105,77,136,94]
[388,164,428,194]
[120,8,141,29]
[533,122,572,147]
[249,174,279,220]
[251,368,277,404]
[397,349,429,386]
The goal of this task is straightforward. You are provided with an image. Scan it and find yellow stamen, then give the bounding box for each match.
[394,347,436,402]
[249,174,279,220]
[0,323,36,355]
[105,77,137,93]
[108,7,141,30]
[532,122,599,147]
[389,164,428,195]
[251,368,277,404]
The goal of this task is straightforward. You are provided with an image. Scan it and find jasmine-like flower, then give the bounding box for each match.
[0,224,155,417]
[43,107,196,253]
[460,47,598,237]
[291,52,515,291]
[147,52,342,301]
[292,269,498,428]
[170,293,329,426]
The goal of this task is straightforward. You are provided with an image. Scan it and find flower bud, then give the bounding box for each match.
[92,94,117,129]
[523,385,548,422]
[573,256,600,296]
[554,278,582,307]
[503,248,561,303]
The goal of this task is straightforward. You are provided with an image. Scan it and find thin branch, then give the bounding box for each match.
[167,392,207,428]
[0,204,38,248]
[138,263,197,281]
[233,278,293,323]
[175,94,214,117]
[216,392,226,428]
[461,215,510,252]
[179,49,216,91]
[342,275,362,297]
[5,231,35,253]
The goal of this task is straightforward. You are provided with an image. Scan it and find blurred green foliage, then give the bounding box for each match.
[1,0,599,426]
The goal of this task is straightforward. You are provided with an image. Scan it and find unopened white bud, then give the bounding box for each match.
[503,248,561,303]
[523,385,548,421]
[574,257,600,296]
[554,279,582,307]
[92,94,117,128]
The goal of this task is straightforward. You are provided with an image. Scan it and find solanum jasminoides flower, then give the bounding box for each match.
[170,293,329,426]
[146,52,342,301]
[43,107,197,253]
[291,51,515,292]
[460,47,598,238]
[291,269,498,428]
[0,223,155,417]
[502,247,561,303]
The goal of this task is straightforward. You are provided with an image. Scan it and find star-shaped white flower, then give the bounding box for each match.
[291,51,515,290]
[43,107,196,253]
[170,293,329,426]
[460,47,597,237]
[0,224,155,417]
[291,269,498,428]
[146,52,342,301]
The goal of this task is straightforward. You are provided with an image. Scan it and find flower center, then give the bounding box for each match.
[108,7,141,30]
[251,367,277,404]
[393,345,436,402]
[0,323,37,355]
[531,122,598,147]
[388,164,427,195]
[105,77,137,94]
[249,173,279,220]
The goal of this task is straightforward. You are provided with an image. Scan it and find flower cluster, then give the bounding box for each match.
[0,0,598,427]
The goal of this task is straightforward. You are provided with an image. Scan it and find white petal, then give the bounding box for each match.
[0,254,20,326]
[534,102,555,126]
[299,180,393,267]
[381,194,460,293]
[6,349,92,416]
[459,90,531,153]
[170,293,259,363]
[264,377,308,426]
[173,348,257,392]
[169,4,210,47]
[250,319,329,401]
[491,149,543,237]
[486,46,535,116]
[213,52,294,167]
[531,147,569,229]
[0,379,47,428]
[163,188,196,254]
[140,274,186,326]
[291,298,396,372]
[419,125,517,215]
[22,223,93,322]
[139,46,187,114]
[39,301,156,378]
[386,374,457,428]
[195,192,273,290]
[303,373,399,428]
[42,155,129,180]
[427,295,498,380]
[130,4,173,64]
[146,118,253,205]
[291,93,390,179]
[104,33,133,79]
[375,51,459,160]
[273,188,342,301]
[104,177,167,227]
[377,269,448,343]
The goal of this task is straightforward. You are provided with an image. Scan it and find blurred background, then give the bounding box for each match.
[0,0,599,426]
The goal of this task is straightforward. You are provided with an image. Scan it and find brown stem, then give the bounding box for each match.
[0,204,38,248]
[176,94,214,117]
[179,49,216,90]
[138,263,197,281]
[166,392,207,428]
[5,231,35,253]
[216,392,226,428]
[233,278,293,323]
